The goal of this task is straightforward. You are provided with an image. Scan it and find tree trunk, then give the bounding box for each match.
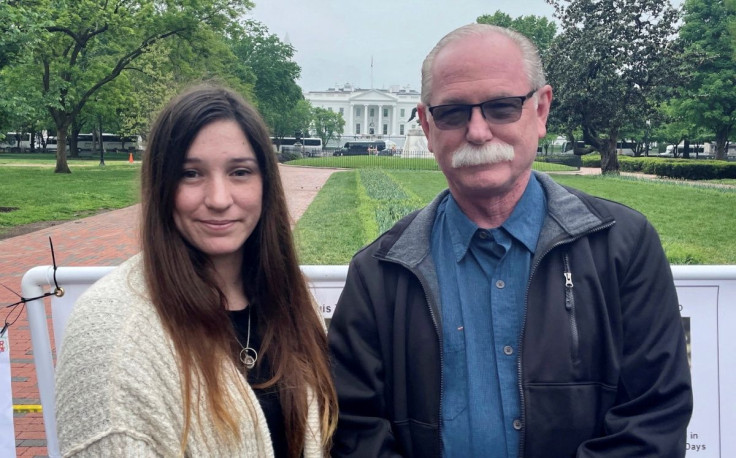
[55,129,72,173]
[682,139,691,159]
[600,139,620,175]
[97,119,105,166]
[715,128,730,161]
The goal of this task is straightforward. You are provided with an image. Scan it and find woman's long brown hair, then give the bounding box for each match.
[140,84,337,456]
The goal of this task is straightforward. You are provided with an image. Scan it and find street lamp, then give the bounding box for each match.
[645,119,651,157]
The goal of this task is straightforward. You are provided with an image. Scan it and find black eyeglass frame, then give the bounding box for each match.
[427,89,538,130]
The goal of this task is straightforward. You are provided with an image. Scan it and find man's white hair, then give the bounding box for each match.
[450,141,515,168]
[420,24,546,105]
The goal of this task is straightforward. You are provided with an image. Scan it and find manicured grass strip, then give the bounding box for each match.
[359,170,425,234]
[0,164,141,236]
[359,169,409,200]
[294,171,367,265]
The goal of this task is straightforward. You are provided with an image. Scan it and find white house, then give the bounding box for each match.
[305,83,422,148]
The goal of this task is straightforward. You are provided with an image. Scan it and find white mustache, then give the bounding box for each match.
[451,142,515,168]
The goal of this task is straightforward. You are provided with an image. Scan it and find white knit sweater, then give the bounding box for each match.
[55,254,324,457]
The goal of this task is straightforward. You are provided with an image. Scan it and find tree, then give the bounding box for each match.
[545,0,683,173]
[674,0,736,160]
[728,0,736,56]
[230,22,305,139]
[311,107,345,148]
[8,0,252,173]
[477,11,557,56]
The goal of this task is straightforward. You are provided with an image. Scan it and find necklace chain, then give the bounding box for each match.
[235,307,258,370]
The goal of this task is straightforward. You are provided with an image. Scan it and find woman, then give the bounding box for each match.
[55,84,337,457]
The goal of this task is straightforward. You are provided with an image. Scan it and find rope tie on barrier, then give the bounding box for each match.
[1,237,63,338]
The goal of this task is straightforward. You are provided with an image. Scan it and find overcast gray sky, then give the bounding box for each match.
[248,1,558,93]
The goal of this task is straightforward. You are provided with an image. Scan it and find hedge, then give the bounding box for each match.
[580,154,736,180]
[535,154,582,167]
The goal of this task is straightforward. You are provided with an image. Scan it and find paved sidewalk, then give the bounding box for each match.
[1,164,337,457]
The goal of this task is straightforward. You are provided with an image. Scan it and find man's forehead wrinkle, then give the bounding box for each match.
[432,66,519,105]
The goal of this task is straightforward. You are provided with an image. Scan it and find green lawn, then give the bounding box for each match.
[287,155,578,172]
[1,153,733,265]
[295,171,736,265]
[0,163,140,236]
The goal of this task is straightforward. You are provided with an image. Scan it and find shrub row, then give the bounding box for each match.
[580,154,736,180]
[535,154,582,168]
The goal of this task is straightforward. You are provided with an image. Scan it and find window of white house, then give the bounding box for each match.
[383,124,388,135]
[400,108,405,117]
[356,124,361,135]
[399,124,405,135]
[369,108,374,117]
[383,108,388,117]
[339,108,344,115]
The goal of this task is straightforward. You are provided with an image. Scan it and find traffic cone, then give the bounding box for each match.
[128,153,134,163]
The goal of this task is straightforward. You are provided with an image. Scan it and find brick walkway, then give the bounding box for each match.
[1,164,336,457]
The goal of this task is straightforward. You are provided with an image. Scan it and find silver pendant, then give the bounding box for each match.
[240,347,258,370]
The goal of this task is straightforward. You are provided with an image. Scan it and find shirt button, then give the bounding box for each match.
[496,280,505,289]
[478,231,489,239]
[513,419,523,430]
[503,345,514,355]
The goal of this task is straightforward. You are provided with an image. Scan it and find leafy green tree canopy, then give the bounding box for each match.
[674,0,736,160]
[545,0,683,173]
[311,107,345,148]
[230,22,305,139]
[477,11,557,56]
[7,0,252,173]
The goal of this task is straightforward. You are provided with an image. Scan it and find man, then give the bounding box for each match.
[328,24,692,457]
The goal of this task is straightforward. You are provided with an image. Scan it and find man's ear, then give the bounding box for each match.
[536,85,553,138]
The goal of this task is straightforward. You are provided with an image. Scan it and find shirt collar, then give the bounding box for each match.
[502,173,546,254]
[444,173,547,261]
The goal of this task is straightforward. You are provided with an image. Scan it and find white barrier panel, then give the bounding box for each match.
[18,264,736,457]
[0,331,15,458]
[20,264,347,457]
[671,266,736,457]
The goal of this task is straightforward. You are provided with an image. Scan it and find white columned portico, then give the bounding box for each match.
[347,103,354,137]
[304,84,421,145]
[378,105,383,136]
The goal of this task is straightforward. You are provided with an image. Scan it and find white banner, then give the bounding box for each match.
[675,268,736,457]
[14,264,736,458]
[0,331,16,458]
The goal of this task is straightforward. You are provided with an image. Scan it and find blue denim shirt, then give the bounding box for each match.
[431,174,546,457]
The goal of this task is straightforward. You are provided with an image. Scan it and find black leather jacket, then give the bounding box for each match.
[329,172,692,458]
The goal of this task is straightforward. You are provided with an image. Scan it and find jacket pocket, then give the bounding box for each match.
[563,252,580,363]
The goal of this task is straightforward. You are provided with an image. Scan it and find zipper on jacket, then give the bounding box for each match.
[400,263,444,458]
[517,221,614,457]
[563,253,580,363]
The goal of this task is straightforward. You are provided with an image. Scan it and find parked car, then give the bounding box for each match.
[333,140,387,156]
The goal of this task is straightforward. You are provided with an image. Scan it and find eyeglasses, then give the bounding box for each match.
[427,89,538,130]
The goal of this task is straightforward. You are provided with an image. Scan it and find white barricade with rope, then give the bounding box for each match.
[12,264,736,457]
